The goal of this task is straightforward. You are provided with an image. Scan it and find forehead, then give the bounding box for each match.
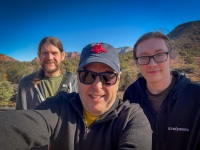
[136,38,168,55]
[84,62,114,72]
[40,43,60,52]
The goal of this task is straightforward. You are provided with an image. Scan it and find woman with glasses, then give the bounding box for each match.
[0,43,152,150]
[123,31,200,150]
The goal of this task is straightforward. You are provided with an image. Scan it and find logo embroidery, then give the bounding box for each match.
[92,44,107,54]
[168,127,189,132]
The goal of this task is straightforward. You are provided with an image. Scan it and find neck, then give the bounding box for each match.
[84,110,99,127]
[147,74,172,94]
[45,70,62,77]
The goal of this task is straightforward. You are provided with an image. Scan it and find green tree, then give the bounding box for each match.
[6,62,32,83]
[0,81,15,107]
[63,58,79,73]
[0,65,7,81]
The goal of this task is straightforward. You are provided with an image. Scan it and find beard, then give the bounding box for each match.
[41,61,61,75]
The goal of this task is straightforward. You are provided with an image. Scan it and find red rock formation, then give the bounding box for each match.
[0,54,17,62]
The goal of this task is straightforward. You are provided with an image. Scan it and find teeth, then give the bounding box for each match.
[90,95,104,99]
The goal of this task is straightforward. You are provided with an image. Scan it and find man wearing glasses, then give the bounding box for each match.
[123,31,200,150]
[0,43,152,150]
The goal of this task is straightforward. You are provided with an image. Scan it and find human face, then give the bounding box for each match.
[38,43,65,77]
[135,38,171,85]
[78,62,121,116]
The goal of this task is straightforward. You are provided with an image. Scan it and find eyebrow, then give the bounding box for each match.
[138,49,167,56]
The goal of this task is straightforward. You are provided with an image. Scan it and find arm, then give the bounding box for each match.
[0,110,55,150]
[118,103,152,150]
[15,79,23,110]
[71,74,78,93]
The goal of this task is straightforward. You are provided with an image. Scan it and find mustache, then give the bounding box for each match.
[45,60,56,63]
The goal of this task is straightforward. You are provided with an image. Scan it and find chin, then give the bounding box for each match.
[147,77,162,83]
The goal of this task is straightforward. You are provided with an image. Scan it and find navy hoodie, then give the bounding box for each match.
[123,70,200,150]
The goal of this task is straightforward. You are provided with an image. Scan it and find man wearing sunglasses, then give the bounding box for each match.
[123,32,200,150]
[0,42,152,150]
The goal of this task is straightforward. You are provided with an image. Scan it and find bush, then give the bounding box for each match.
[184,56,194,64]
[6,62,32,84]
[0,81,15,107]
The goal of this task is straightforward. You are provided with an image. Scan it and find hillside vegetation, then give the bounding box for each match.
[0,20,200,107]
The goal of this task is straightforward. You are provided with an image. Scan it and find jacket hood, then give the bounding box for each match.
[170,70,191,98]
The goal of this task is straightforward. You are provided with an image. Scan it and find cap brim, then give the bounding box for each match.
[77,57,120,73]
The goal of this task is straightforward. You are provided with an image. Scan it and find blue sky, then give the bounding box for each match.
[0,0,200,61]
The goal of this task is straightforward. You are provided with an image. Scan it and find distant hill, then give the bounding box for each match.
[0,54,17,62]
[167,20,200,56]
[64,52,80,60]
[116,46,132,54]
[0,47,132,62]
[2,20,200,62]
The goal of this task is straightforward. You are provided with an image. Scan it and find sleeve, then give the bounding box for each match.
[0,109,57,150]
[118,104,152,150]
[15,79,23,110]
[71,75,78,93]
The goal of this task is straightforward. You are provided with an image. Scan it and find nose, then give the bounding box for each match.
[46,52,54,60]
[92,76,103,90]
[148,57,157,67]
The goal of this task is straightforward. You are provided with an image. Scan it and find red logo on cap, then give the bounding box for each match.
[92,44,107,54]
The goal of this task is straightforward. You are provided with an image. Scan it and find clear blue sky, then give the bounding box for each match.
[0,0,199,61]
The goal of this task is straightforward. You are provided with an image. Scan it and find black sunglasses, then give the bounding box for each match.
[78,70,118,86]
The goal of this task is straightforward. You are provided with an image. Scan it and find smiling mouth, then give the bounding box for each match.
[148,70,159,73]
[45,62,55,66]
[89,94,105,100]
[46,61,55,64]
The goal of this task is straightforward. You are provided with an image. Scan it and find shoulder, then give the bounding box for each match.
[63,72,77,81]
[124,77,146,92]
[124,83,135,92]
[116,100,146,120]
[119,100,144,113]
[117,100,151,131]
[186,81,200,92]
[36,92,77,110]
[19,72,37,83]
[123,81,139,100]
[173,71,200,92]
[64,72,77,77]
[189,80,200,87]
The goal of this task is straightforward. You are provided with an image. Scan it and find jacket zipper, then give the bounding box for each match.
[83,118,90,150]
[34,84,45,101]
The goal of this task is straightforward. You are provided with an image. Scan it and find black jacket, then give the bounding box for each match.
[123,70,200,150]
[0,92,152,150]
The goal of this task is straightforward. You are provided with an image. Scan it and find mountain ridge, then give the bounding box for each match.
[1,20,200,62]
[167,20,200,55]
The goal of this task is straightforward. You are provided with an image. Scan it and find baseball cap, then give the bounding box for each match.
[77,43,120,73]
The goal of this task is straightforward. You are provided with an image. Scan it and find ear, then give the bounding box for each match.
[134,60,139,68]
[61,52,65,61]
[117,71,122,82]
[37,52,41,61]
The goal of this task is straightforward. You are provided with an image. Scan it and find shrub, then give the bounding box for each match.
[0,81,15,107]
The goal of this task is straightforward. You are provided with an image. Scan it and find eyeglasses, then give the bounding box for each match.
[78,70,118,86]
[135,52,169,65]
